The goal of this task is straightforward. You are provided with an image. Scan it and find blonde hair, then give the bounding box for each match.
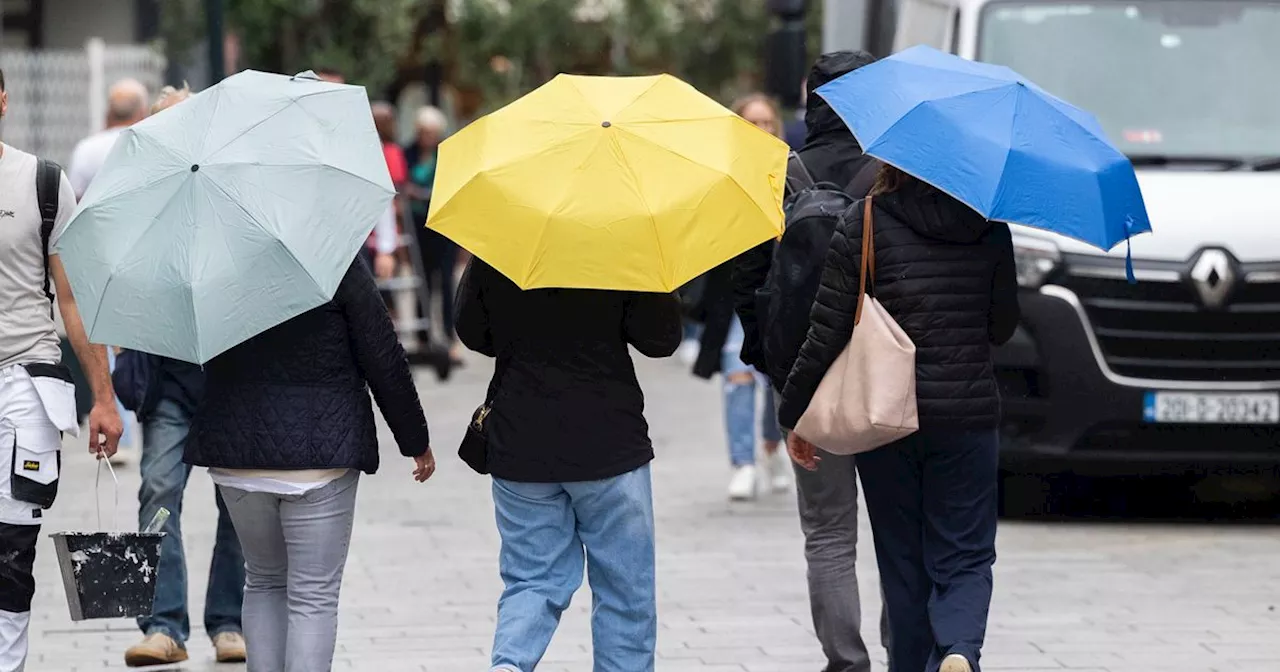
[151,83,191,114]
[731,93,783,139]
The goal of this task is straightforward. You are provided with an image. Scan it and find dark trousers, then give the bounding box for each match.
[414,227,458,345]
[857,429,999,672]
[0,523,38,614]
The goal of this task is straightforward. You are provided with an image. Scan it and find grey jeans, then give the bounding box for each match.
[781,389,890,672]
[218,471,360,672]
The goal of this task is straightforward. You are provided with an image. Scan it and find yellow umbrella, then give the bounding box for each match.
[426,73,788,292]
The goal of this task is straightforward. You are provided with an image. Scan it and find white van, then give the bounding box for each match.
[892,0,1280,496]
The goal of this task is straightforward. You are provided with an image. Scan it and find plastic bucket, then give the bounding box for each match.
[50,531,162,621]
[49,457,163,621]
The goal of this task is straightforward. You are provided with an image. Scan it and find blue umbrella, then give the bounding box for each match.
[816,45,1151,253]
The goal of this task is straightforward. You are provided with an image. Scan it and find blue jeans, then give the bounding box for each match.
[857,429,999,672]
[490,465,656,672]
[137,399,245,643]
[721,317,783,466]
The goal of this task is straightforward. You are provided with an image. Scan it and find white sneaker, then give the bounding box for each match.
[940,654,972,672]
[765,449,791,492]
[728,465,758,501]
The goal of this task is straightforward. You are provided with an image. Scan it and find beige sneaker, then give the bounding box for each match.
[940,653,973,672]
[213,631,247,663]
[124,633,189,667]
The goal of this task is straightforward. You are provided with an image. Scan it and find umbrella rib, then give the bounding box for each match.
[611,135,667,288]
[199,174,328,299]
[197,90,346,165]
[72,168,189,221]
[201,162,394,197]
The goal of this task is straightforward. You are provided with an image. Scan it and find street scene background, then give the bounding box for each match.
[27,356,1280,672]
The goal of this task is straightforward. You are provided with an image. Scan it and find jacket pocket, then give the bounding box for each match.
[10,426,62,509]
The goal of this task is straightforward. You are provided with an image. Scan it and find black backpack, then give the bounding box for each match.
[755,153,877,391]
[35,158,61,314]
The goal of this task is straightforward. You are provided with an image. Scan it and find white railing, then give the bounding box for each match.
[0,39,166,165]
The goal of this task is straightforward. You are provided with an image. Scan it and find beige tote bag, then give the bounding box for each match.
[794,197,918,455]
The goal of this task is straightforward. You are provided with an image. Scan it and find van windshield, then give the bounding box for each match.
[978,1,1280,161]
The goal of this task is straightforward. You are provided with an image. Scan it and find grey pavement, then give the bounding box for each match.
[25,355,1280,671]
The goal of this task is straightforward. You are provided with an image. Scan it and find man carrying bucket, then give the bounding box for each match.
[0,67,123,672]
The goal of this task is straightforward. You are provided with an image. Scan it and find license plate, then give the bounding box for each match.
[1143,392,1280,424]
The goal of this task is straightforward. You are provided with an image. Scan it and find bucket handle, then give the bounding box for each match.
[95,457,118,530]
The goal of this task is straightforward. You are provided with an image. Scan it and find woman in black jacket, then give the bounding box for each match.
[186,259,434,672]
[777,166,1018,672]
[455,258,681,672]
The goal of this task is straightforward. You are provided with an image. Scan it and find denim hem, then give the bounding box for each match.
[142,626,188,648]
[206,624,243,639]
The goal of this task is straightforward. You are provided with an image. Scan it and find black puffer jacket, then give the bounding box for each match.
[186,259,430,472]
[733,50,879,376]
[777,180,1019,430]
[456,259,682,483]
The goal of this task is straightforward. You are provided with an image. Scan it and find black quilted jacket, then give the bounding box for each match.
[186,260,430,473]
[777,181,1019,431]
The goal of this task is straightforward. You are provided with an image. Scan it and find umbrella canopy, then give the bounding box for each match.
[426,73,788,292]
[54,70,394,364]
[816,45,1151,251]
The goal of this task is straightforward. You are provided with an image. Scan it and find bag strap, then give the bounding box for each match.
[854,197,876,327]
[785,151,817,196]
[35,159,62,317]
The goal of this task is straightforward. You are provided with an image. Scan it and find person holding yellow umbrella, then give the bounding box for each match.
[433,73,787,671]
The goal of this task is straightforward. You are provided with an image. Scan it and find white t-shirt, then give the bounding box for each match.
[0,143,78,369]
[209,468,350,496]
[67,127,125,199]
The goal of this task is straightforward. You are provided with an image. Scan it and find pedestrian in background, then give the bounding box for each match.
[778,164,1019,672]
[185,258,436,672]
[691,93,788,502]
[403,105,463,365]
[455,258,682,672]
[0,65,123,672]
[367,101,403,282]
[67,77,151,466]
[732,51,887,672]
[121,84,247,669]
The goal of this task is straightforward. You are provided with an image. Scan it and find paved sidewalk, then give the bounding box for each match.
[24,356,1280,671]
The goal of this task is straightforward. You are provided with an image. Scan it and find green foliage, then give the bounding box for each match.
[161,0,825,108]
[162,0,425,95]
[444,0,787,110]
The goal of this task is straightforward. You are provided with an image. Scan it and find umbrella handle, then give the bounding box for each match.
[95,456,119,531]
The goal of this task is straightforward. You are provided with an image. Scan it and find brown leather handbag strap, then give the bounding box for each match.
[854,197,875,326]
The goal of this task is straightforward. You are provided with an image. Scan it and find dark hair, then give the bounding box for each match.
[868,164,924,197]
[0,67,5,92]
[313,66,342,79]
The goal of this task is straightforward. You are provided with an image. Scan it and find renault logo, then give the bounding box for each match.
[1189,249,1236,309]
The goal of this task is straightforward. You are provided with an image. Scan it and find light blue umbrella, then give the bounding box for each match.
[816,45,1151,253]
[54,70,394,364]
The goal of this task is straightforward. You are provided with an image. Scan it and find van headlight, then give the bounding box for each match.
[1012,233,1061,288]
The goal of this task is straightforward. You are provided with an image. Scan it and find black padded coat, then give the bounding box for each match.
[777,181,1020,431]
[186,259,430,472]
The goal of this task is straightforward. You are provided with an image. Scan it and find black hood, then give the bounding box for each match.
[805,51,878,146]
[877,179,993,244]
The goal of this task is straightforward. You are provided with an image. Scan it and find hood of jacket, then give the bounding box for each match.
[876,179,993,244]
[804,51,877,148]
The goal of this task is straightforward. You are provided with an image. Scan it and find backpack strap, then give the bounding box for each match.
[854,197,876,327]
[785,151,817,196]
[35,159,62,316]
[844,159,880,199]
